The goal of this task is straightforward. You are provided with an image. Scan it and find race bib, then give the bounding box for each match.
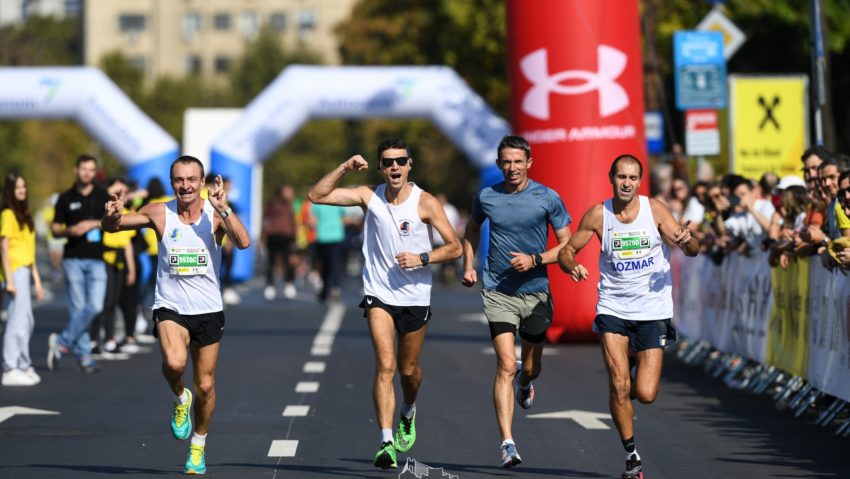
[168,246,209,275]
[611,230,651,260]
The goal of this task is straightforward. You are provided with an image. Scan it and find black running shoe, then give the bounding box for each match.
[621,453,643,479]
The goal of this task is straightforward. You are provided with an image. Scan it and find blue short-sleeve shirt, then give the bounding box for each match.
[472,180,571,294]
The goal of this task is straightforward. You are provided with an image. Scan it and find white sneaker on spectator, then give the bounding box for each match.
[104,339,118,353]
[119,342,141,354]
[135,314,148,335]
[135,333,156,344]
[21,367,41,384]
[283,283,297,299]
[264,285,276,301]
[223,288,241,305]
[2,369,37,386]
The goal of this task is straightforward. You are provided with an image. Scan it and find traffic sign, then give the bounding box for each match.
[674,31,727,110]
[685,109,720,156]
[698,7,746,60]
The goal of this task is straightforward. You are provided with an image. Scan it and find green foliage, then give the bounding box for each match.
[230,27,323,104]
[0,16,80,66]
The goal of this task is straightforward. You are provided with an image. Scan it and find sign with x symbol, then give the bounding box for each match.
[730,75,808,180]
[758,95,781,130]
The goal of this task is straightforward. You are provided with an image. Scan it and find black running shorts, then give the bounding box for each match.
[593,314,677,352]
[153,308,225,347]
[359,295,431,334]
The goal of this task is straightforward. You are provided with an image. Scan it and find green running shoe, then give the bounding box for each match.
[373,441,397,469]
[171,390,193,440]
[394,413,416,452]
[184,444,206,475]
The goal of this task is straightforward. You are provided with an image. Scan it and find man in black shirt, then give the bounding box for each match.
[47,154,110,373]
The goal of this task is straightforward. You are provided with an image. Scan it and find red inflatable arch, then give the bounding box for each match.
[507,0,650,342]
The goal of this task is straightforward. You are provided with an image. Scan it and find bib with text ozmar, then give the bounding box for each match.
[168,246,209,275]
[611,230,653,273]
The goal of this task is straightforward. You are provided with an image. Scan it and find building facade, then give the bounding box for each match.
[83,0,356,80]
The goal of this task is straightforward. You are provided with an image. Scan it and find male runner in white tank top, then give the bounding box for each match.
[308,137,462,469]
[558,155,698,479]
[102,156,251,475]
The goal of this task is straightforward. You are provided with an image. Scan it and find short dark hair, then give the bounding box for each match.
[106,177,128,188]
[726,174,750,192]
[497,135,531,161]
[170,155,205,179]
[833,154,850,173]
[76,154,97,167]
[377,137,411,160]
[608,154,643,180]
[801,145,833,163]
[759,172,779,194]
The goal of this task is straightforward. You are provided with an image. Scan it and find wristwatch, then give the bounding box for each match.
[419,252,430,266]
[534,253,543,267]
[219,207,233,219]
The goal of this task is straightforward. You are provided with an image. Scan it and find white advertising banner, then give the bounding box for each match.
[674,252,771,362]
[807,261,850,402]
[724,252,772,363]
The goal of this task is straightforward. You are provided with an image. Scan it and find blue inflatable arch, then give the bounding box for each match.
[0,67,179,188]
[210,65,510,280]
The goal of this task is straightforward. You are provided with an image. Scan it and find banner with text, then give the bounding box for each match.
[766,259,809,378]
[729,75,808,180]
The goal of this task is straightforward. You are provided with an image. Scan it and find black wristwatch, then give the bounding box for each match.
[419,252,430,266]
[534,253,543,267]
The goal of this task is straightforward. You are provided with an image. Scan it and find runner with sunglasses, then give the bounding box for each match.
[308,137,462,469]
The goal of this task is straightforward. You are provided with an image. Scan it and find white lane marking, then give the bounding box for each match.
[303,361,326,373]
[268,440,299,457]
[482,346,559,356]
[282,405,310,417]
[459,313,488,324]
[311,302,345,356]
[295,381,319,393]
[0,406,60,424]
[527,410,613,429]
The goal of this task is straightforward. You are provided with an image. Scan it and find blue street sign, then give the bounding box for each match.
[674,31,727,110]
[645,111,664,154]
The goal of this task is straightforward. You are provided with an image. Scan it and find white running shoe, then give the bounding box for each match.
[2,369,37,386]
[135,333,156,344]
[22,367,41,384]
[223,288,241,305]
[264,285,276,301]
[283,283,297,299]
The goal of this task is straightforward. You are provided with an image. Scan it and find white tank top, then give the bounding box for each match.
[153,199,223,315]
[362,183,433,306]
[597,195,673,320]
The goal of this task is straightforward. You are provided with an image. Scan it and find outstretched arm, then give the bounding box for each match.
[650,198,699,256]
[558,204,603,282]
[308,155,373,207]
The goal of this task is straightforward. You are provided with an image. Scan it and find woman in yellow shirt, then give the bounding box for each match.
[1,172,43,386]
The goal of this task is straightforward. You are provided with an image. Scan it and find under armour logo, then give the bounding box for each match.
[520,46,629,120]
[758,95,780,130]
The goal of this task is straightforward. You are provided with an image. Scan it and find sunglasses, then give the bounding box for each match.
[380,156,410,168]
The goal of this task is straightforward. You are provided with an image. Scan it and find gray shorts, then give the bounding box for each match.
[481,289,552,342]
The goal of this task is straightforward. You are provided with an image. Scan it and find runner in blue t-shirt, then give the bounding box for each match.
[461,135,571,468]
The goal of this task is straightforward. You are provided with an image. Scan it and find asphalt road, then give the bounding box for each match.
[0,279,844,478]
